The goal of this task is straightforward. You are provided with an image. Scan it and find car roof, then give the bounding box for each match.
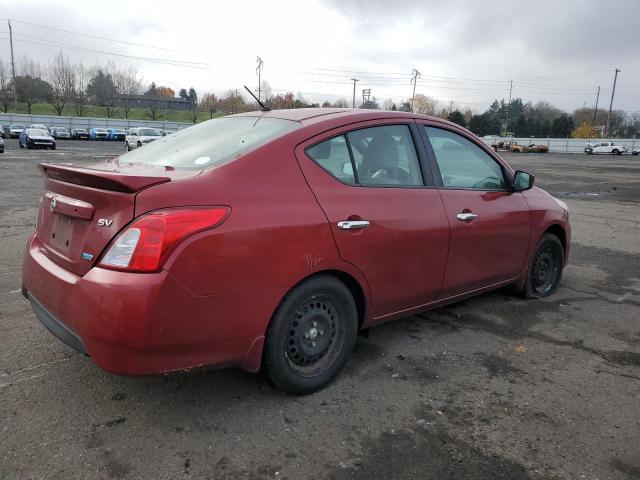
[231,107,461,129]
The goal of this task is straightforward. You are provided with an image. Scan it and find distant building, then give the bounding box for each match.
[114,95,192,111]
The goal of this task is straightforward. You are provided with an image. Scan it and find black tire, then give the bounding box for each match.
[612,149,619,155]
[51,144,56,150]
[263,275,358,394]
[137,141,142,148]
[125,142,130,152]
[524,233,564,299]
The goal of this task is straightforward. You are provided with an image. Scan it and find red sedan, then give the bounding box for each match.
[22,109,570,393]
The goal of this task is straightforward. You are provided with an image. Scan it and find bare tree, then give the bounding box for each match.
[113,65,142,119]
[146,104,164,121]
[0,60,12,113]
[412,94,440,116]
[72,62,89,116]
[48,52,75,116]
[199,93,217,119]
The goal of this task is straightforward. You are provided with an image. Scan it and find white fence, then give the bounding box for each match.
[479,136,638,154]
[0,113,191,131]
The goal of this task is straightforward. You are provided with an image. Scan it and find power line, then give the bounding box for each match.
[0,33,209,69]
[5,18,171,51]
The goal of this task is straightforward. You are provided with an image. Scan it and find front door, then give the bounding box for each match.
[296,121,450,320]
[420,124,531,298]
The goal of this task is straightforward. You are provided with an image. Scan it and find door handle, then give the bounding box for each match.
[337,220,370,230]
[456,212,478,221]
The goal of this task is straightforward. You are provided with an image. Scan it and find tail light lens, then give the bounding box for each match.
[99,207,230,272]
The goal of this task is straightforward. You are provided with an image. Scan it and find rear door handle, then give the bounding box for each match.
[456,212,478,221]
[337,220,370,230]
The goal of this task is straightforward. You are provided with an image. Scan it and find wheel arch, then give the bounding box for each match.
[240,268,369,373]
[543,223,568,261]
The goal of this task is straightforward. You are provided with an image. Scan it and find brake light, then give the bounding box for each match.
[99,207,229,272]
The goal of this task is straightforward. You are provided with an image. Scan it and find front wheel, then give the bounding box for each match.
[524,234,564,298]
[263,275,358,394]
[125,142,130,152]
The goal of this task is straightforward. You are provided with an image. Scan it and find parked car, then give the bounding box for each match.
[584,142,627,155]
[9,124,25,138]
[107,128,127,141]
[0,136,4,153]
[631,147,639,156]
[124,127,163,151]
[22,110,570,393]
[508,143,548,153]
[71,128,90,140]
[29,124,50,133]
[1,125,10,138]
[51,127,71,140]
[89,128,109,140]
[18,128,56,149]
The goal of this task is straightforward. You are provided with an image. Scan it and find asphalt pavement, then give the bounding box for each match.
[1,139,639,479]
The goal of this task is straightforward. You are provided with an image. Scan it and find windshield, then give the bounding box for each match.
[57,128,69,132]
[119,116,300,170]
[95,129,107,133]
[138,128,162,136]
[28,129,48,136]
[12,125,24,129]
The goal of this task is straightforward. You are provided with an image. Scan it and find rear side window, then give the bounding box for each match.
[306,135,355,185]
[119,117,300,170]
[306,124,423,187]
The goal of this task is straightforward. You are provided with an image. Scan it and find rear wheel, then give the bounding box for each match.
[125,142,130,152]
[612,149,620,155]
[263,275,358,394]
[137,141,142,148]
[524,233,564,298]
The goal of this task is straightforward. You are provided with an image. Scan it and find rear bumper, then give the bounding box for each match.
[22,233,282,375]
[28,294,86,354]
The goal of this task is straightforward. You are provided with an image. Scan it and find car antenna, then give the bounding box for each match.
[244,85,270,111]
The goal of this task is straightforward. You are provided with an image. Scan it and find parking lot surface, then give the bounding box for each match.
[1,139,639,479]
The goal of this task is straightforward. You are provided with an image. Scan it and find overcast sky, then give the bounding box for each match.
[0,0,637,112]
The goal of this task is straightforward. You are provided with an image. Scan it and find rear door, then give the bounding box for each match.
[296,120,450,320]
[418,124,530,298]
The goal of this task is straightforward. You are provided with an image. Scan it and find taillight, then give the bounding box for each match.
[99,207,229,272]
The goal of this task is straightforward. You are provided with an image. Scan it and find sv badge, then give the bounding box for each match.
[97,218,113,227]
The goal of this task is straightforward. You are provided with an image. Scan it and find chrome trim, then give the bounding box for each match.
[456,212,478,221]
[337,220,370,230]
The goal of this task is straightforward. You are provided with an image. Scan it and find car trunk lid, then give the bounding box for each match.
[36,161,199,276]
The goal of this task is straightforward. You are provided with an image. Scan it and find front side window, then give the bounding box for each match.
[424,126,506,190]
[306,124,423,187]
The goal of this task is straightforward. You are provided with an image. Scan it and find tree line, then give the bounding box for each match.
[1,53,637,136]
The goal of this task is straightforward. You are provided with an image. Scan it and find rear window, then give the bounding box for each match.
[138,128,162,136]
[118,116,300,170]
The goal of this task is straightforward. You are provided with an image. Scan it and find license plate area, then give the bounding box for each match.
[50,214,76,252]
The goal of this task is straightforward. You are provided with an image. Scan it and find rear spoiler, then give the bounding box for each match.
[39,163,171,193]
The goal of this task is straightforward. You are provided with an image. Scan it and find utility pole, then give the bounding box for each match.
[410,68,420,112]
[256,56,263,103]
[504,80,513,136]
[606,69,620,136]
[361,88,371,108]
[350,78,359,108]
[592,86,600,125]
[8,20,17,107]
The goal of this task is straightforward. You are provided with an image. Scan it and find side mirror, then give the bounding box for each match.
[512,170,535,191]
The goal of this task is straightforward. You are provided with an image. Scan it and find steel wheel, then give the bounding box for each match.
[284,296,342,376]
[525,234,564,298]
[264,275,357,394]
